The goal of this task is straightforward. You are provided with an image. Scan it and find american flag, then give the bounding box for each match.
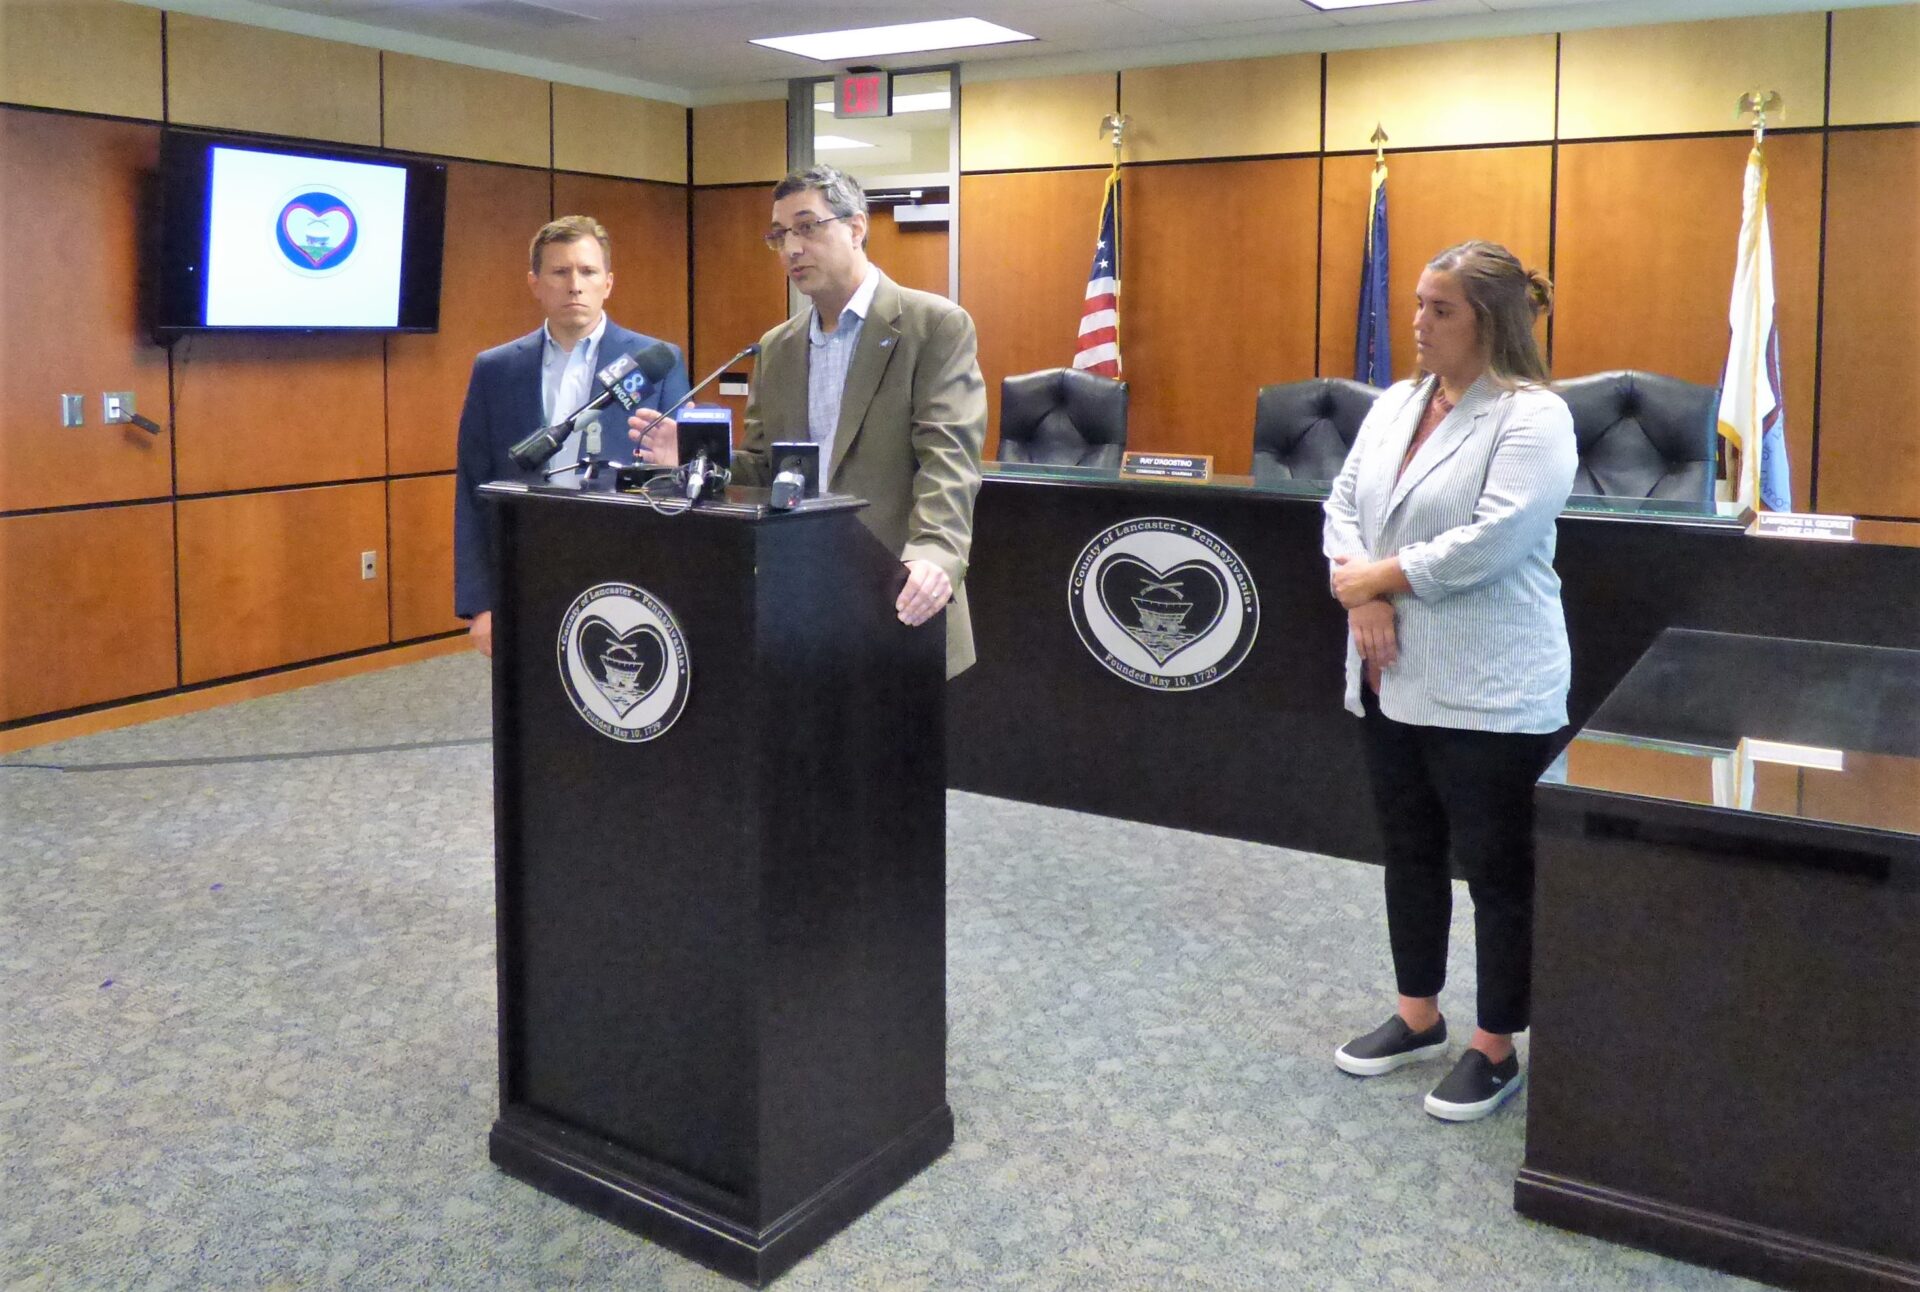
[1073,171,1121,377]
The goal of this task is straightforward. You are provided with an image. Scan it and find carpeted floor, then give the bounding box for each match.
[1,654,1759,1290]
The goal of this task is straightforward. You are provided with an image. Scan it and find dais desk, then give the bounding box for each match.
[949,464,1920,863]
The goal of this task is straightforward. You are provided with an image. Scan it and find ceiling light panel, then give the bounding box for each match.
[813,134,878,151]
[1301,0,1430,10]
[751,18,1034,61]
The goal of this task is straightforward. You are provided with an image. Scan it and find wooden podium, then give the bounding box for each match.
[479,480,952,1286]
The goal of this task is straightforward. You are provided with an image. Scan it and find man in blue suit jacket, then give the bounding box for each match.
[454,216,691,656]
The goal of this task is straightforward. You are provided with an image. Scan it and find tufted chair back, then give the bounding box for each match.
[1557,370,1718,509]
[997,368,1130,468]
[1252,378,1383,484]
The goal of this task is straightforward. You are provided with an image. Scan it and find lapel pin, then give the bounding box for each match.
[880,337,895,349]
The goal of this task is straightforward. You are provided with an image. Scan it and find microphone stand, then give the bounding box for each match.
[617,342,761,468]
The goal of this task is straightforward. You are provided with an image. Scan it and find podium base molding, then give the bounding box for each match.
[490,1104,955,1287]
[1515,1168,1920,1292]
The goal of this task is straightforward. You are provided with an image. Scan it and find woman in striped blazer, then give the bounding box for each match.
[1321,240,1577,1123]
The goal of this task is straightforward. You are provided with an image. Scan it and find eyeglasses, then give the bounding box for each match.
[764,214,852,250]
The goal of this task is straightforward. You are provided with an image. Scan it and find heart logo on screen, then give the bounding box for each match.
[578,616,668,717]
[1097,557,1227,666]
[275,190,360,272]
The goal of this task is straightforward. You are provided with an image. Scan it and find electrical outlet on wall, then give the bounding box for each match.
[360,551,378,580]
[103,392,136,424]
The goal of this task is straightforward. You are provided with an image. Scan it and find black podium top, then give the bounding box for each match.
[480,476,868,521]
[1549,628,1920,856]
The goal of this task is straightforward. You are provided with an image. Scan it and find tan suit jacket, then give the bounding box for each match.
[734,271,988,676]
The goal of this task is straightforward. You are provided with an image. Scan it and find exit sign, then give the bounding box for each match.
[833,72,892,119]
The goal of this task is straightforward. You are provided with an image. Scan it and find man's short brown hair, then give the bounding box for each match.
[529,215,611,274]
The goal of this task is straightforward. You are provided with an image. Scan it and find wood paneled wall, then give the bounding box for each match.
[387,162,554,477]
[1122,56,1318,163]
[382,54,550,168]
[1325,36,1557,151]
[0,505,176,723]
[959,169,1114,456]
[961,75,1116,171]
[957,9,1918,540]
[177,484,389,684]
[1557,15,1827,139]
[389,474,462,642]
[1554,134,1824,512]
[1816,127,1920,520]
[0,0,162,121]
[165,14,381,146]
[555,173,691,357]
[0,111,170,512]
[692,100,787,186]
[7,3,1918,733]
[864,218,949,299]
[2,15,693,730]
[1319,147,1553,385]
[554,84,688,184]
[691,185,787,428]
[1124,159,1318,473]
[174,334,387,494]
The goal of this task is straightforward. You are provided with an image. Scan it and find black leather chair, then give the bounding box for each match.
[1252,378,1382,484]
[1558,370,1717,509]
[997,367,1129,469]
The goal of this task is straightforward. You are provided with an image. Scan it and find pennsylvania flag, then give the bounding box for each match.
[1716,143,1791,512]
[1355,163,1391,386]
[1072,169,1122,377]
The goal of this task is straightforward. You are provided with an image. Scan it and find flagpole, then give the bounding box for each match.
[1071,114,1128,378]
[1098,111,1128,296]
[1098,112,1128,360]
[1718,90,1787,514]
[1356,124,1391,386]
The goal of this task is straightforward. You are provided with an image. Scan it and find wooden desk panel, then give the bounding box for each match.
[949,474,1920,860]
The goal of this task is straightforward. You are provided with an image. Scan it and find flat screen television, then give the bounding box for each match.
[153,130,447,336]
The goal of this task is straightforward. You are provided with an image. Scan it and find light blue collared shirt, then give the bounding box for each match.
[541,312,607,470]
[807,267,880,484]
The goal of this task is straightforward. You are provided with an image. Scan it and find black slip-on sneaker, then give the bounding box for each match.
[1334,1015,1449,1077]
[1423,1048,1523,1121]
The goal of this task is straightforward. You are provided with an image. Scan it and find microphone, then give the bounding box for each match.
[627,342,762,458]
[508,342,677,471]
[684,450,725,503]
[770,464,805,510]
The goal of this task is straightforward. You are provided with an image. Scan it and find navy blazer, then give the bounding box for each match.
[453,320,691,618]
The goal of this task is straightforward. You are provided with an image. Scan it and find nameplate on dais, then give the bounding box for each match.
[1748,512,1855,542]
[1121,452,1212,482]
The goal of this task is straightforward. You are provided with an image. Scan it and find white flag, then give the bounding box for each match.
[1715,144,1792,512]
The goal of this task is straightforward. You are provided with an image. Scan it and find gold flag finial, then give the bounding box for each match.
[1370,123,1389,170]
[1099,112,1131,156]
[1736,91,1783,142]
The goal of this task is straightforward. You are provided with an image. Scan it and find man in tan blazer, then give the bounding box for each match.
[631,164,988,676]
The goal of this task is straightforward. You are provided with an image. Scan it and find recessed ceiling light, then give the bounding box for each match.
[1300,0,1428,9]
[752,18,1033,62]
[815,91,952,114]
[813,135,877,151]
